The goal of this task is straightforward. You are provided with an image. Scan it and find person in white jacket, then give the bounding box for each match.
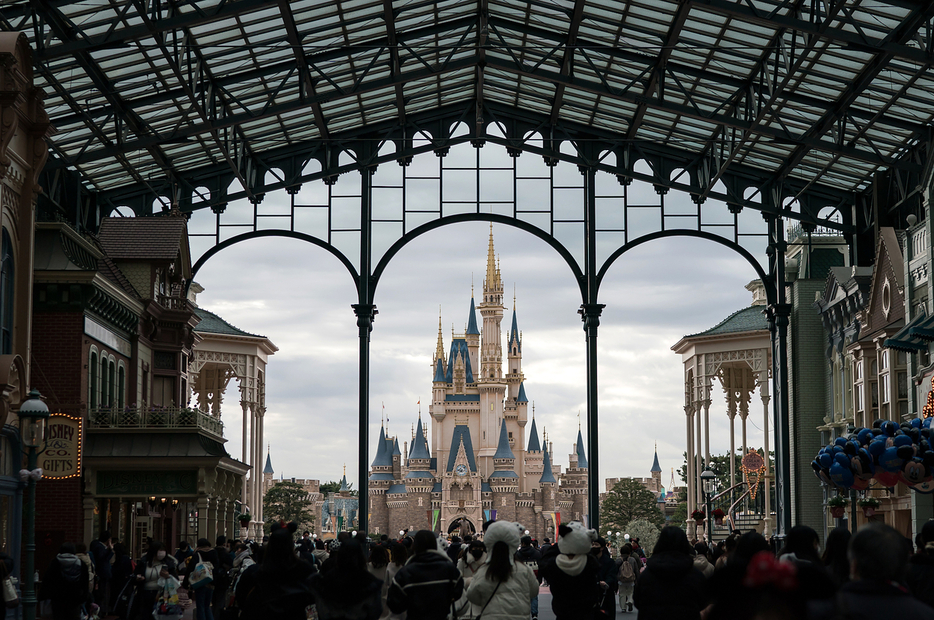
[466,522,539,620]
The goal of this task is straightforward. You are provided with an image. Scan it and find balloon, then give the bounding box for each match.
[851,477,869,490]
[874,471,900,487]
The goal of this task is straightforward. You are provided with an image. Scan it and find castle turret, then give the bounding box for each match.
[491,419,519,521]
[466,295,480,374]
[262,446,275,496]
[477,225,507,471]
[650,444,662,492]
[368,425,394,535]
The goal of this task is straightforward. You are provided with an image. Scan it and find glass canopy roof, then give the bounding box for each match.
[4,0,933,216]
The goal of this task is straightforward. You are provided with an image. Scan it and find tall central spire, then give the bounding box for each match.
[483,223,502,297]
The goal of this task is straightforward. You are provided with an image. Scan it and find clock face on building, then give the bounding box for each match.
[455,464,468,476]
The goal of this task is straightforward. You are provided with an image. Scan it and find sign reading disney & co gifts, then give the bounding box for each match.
[41,413,82,479]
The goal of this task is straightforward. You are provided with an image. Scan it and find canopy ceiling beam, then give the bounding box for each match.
[624,0,691,142]
[131,0,253,199]
[382,0,407,128]
[548,0,586,125]
[695,0,934,65]
[766,3,934,190]
[278,0,330,141]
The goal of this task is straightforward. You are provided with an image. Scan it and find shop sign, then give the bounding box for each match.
[42,413,82,479]
[96,470,198,496]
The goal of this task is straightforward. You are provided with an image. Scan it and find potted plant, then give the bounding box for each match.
[691,509,706,523]
[712,508,726,526]
[238,513,252,527]
[858,496,880,518]
[828,496,848,519]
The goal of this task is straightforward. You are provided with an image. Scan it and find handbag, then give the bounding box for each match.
[1,576,18,609]
[188,553,214,590]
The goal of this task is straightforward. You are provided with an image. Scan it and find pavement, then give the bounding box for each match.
[536,585,639,620]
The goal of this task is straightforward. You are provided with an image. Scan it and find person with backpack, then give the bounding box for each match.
[41,542,90,620]
[616,543,639,613]
[132,541,178,620]
[187,538,219,620]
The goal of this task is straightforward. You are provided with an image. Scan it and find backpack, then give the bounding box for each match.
[617,557,635,583]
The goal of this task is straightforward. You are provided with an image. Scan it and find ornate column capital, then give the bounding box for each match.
[352,303,378,335]
[578,303,605,332]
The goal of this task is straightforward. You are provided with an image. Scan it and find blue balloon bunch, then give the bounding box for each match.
[811,417,934,492]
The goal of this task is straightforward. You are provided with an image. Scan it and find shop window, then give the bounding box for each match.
[108,359,116,407]
[0,229,13,355]
[101,355,109,407]
[118,364,126,409]
[89,350,98,409]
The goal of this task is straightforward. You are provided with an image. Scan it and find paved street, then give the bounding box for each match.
[536,585,639,620]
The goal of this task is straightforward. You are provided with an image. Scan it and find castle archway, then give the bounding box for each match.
[448,516,476,537]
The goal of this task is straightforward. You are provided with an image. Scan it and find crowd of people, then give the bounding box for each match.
[27,518,934,620]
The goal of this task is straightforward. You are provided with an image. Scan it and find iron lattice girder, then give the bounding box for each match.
[9,0,934,224]
[85,99,859,231]
[34,12,925,183]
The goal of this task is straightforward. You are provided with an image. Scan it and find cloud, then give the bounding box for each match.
[194,189,771,492]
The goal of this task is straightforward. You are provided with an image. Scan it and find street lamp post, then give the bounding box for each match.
[700,469,718,545]
[18,389,49,620]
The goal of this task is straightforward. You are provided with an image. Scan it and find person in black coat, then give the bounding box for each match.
[593,537,618,616]
[386,530,463,620]
[89,531,114,614]
[537,522,601,620]
[188,538,218,620]
[908,519,934,608]
[236,522,315,620]
[308,538,382,620]
[42,543,91,620]
[633,527,706,620]
[109,542,134,613]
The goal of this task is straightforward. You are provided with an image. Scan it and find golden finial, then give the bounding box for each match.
[532,402,535,418]
[343,464,346,477]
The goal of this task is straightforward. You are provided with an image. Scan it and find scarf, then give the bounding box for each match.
[555,553,587,576]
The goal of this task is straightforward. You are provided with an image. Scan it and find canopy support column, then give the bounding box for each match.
[579,162,603,530]
[354,163,376,535]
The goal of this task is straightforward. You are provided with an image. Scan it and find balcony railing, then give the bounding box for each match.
[157,295,189,311]
[88,406,224,437]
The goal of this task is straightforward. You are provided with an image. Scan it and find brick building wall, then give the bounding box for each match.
[788,278,828,539]
[30,312,85,407]
[34,477,84,573]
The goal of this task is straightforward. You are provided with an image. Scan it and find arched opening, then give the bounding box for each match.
[448,516,476,536]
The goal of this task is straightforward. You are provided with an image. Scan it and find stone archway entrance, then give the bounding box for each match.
[447,516,476,538]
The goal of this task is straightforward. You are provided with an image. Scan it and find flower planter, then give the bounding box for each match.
[830,506,845,519]
[714,517,724,526]
[862,506,876,518]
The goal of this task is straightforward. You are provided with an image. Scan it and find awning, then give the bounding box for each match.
[884,314,929,352]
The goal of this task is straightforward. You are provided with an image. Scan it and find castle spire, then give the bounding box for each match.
[483,223,502,295]
[436,307,445,361]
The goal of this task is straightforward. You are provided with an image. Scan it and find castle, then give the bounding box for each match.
[367,227,588,540]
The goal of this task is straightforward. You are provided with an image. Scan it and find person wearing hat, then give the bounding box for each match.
[466,521,539,620]
[538,522,601,620]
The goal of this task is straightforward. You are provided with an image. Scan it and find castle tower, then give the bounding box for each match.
[540,447,557,540]
[466,295,480,374]
[477,225,508,472]
[490,419,519,521]
[523,407,543,489]
[650,444,663,494]
[368,425,394,535]
[262,446,275,496]
[405,417,434,532]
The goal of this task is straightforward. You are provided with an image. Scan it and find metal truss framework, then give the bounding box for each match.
[7,0,934,536]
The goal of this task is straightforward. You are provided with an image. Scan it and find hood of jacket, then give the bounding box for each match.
[646,551,694,578]
[57,553,83,580]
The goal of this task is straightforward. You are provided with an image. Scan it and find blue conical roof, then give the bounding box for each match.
[508,308,520,352]
[392,438,401,456]
[540,448,556,483]
[576,429,588,468]
[434,358,445,382]
[445,339,475,383]
[263,451,274,474]
[409,418,431,460]
[340,474,348,491]
[446,426,478,472]
[372,426,392,467]
[527,417,541,452]
[466,297,480,335]
[651,448,662,473]
[517,382,528,403]
[493,419,515,459]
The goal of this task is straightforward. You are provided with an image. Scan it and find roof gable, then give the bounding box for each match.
[865,227,906,334]
[446,425,478,473]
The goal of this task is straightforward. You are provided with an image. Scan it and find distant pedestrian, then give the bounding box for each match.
[188,538,218,620]
[593,536,618,616]
[821,527,852,589]
[213,536,234,616]
[615,543,639,613]
[447,536,463,563]
[132,541,178,620]
[515,536,542,620]
[89,531,114,615]
[454,540,486,619]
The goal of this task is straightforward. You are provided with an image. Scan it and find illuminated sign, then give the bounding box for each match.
[42,413,82,479]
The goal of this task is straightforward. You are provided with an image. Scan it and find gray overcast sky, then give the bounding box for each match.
[189,146,772,491]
